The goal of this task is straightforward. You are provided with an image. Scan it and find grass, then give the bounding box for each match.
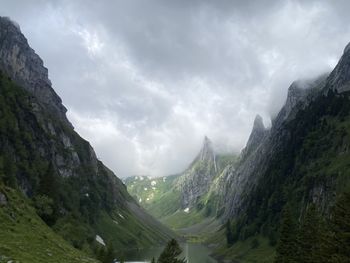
[96,207,174,252]
[161,209,206,231]
[0,185,99,263]
[209,229,275,263]
[125,175,181,219]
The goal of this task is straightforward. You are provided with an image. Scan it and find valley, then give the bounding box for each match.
[1,6,350,263]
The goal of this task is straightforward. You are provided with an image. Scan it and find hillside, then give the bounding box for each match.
[0,16,173,262]
[208,45,350,262]
[126,138,237,237]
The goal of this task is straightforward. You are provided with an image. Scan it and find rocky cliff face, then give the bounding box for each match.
[328,42,350,92]
[176,136,218,208]
[217,42,350,221]
[273,74,328,128]
[241,114,267,159]
[0,17,69,124]
[0,16,172,252]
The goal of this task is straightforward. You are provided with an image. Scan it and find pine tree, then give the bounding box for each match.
[275,205,297,263]
[328,191,350,262]
[158,239,186,263]
[226,219,234,246]
[296,204,322,263]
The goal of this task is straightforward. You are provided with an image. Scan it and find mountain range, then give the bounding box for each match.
[1,15,350,263]
[126,40,350,262]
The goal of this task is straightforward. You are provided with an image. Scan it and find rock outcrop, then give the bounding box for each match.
[327,42,350,92]
[273,74,328,128]
[241,114,267,158]
[176,136,217,208]
[0,192,7,206]
[0,17,70,125]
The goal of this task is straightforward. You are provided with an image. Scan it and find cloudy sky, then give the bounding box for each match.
[1,0,350,177]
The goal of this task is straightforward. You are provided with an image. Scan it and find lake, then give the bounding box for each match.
[117,243,218,263]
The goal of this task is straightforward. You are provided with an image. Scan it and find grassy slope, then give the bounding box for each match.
[209,230,275,263]
[0,185,98,263]
[125,154,237,236]
[125,175,181,218]
[0,72,174,257]
[96,203,175,252]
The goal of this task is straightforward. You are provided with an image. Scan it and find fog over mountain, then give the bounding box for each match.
[2,0,350,176]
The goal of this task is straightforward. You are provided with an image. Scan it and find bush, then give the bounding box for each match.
[250,238,260,249]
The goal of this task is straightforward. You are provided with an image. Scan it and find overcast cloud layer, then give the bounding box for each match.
[1,0,350,177]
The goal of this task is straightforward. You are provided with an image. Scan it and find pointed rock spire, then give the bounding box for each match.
[242,114,267,157]
[198,136,216,166]
[252,114,265,132]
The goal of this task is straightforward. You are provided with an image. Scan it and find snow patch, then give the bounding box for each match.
[113,220,119,225]
[144,187,148,191]
[152,187,156,190]
[139,198,142,203]
[184,207,190,213]
[163,177,166,182]
[151,180,157,186]
[140,176,144,181]
[95,235,106,246]
[118,213,125,219]
[146,198,150,201]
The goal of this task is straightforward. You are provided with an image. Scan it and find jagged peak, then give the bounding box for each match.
[344,42,350,54]
[202,135,212,148]
[252,114,265,131]
[199,135,215,161]
[241,114,267,158]
[327,41,350,93]
[0,16,20,30]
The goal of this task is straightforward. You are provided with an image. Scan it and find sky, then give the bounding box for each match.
[1,0,350,177]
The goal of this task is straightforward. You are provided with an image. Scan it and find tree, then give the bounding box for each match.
[296,204,322,263]
[158,239,186,263]
[33,195,54,219]
[328,191,350,262]
[275,205,297,263]
[226,219,234,246]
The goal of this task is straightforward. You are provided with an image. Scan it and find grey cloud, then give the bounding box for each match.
[1,0,350,176]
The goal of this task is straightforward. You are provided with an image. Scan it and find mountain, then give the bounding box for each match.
[175,136,218,208]
[209,44,350,262]
[126,137,237,233]
[0,17,173,262]
[127,41,350,262]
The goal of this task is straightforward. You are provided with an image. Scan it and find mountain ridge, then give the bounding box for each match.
[0,16,174,262]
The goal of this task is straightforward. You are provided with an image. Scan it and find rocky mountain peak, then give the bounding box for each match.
[283,81,309,115]
[252,114,265,131]
[175,136,218,208]
[199,136,215,163]
[273,74,328,129]
[0,16,70,124]
[327,41,350,93]
[241,114,267,158]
